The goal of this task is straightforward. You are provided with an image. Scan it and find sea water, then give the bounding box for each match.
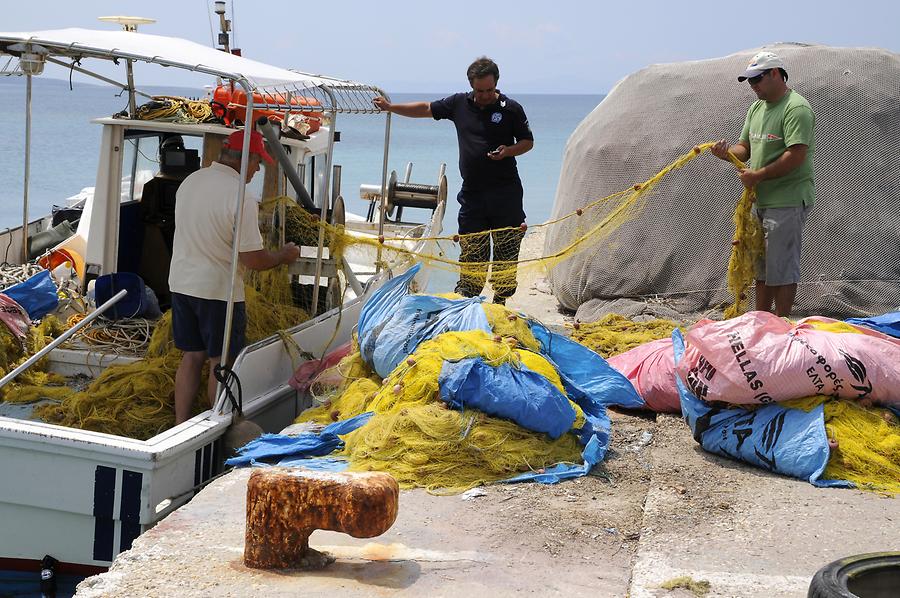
[0,77,602,291]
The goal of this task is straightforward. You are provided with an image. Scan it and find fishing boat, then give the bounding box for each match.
[0,14,445,578]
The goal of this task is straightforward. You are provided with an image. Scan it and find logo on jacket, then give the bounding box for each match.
[491,112,502,123]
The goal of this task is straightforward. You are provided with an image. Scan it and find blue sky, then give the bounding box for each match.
[3,0,899,94]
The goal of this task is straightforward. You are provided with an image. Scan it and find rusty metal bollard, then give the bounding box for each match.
[243,468,399,570]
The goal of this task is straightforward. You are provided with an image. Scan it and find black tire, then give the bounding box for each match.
[808,552,900,598]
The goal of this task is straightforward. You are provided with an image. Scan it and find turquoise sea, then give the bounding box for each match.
[0,77,603,290]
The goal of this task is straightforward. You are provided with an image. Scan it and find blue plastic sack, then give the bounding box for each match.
[438,357,576,439]
[2,270,58,320]
[358,263,491,378]
[673,329,850,487]
[846,311,900,338]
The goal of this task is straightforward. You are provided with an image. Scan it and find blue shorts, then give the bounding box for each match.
[171,293,246,359]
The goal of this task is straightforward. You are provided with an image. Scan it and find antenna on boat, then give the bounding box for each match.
[97,16,156,117]
[96,16,156,32]
[213,2,241,56]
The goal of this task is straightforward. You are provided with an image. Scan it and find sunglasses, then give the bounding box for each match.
[747,69,771,85]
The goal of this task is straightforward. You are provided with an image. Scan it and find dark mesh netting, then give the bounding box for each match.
[545,43,900,318]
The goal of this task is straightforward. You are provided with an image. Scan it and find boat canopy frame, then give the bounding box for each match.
[0,28,396,400]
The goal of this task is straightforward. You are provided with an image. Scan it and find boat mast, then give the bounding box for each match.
[96,16,156,117]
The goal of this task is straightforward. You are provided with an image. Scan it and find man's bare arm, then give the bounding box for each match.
[372,97,432,118]
[239,243,300,271]
[738,144,808,189]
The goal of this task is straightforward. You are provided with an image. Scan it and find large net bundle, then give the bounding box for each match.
[782,396,900,494]
[6,263,309,439]
[544,43,900,318]
[296,327,586,492]
[342,404,583,494]
[568,314,679,358]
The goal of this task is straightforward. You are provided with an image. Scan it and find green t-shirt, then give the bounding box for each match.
[739,89,815,208]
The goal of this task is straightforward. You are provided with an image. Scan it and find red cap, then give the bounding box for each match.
[223,129,274,164]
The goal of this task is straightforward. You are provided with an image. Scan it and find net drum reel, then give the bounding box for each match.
[360,163,447,223]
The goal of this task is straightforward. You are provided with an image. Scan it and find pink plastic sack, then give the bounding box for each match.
[677,311,900,407]
[0,293,31,344]
[607,338,681,413]
[288,342,352,393]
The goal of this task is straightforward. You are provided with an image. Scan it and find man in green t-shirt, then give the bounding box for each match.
[712,50,815,317]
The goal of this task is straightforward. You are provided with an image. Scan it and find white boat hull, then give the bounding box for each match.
[0,270,387,571]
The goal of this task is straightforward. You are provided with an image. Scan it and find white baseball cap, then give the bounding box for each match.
[738,51,786,82]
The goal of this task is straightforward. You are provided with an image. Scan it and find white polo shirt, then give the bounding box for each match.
[168,162,264,302]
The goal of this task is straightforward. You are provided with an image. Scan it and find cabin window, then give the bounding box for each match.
[120,135,160,203]
[301,153,328,208]
[121,132,204,204]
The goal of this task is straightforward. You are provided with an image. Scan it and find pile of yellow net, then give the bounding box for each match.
[783,396,900,494]
[568,313,679,358]
[4,277,307,440]
[296,308,585,493]
[0,316,69,400]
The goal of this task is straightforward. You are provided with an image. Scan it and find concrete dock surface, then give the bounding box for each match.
[76,410,897,598]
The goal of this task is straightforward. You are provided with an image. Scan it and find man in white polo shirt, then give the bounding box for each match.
[169,130,300,424]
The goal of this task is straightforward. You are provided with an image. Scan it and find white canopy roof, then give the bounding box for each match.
[0,28,383,112]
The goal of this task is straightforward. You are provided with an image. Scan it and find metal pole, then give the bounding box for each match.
[0,289,127,389]
[125,59,137,117]
[332,165,342,205]
[217,79,255,401]
[310,94,338,316]
[44,57,154,100]
[375,88,392,274]
[22,73,32,263]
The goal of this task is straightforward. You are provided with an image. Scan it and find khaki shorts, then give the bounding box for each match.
[754,206,810,286]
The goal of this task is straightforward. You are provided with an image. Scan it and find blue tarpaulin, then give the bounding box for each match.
[438,357,576,439]
[503,435,606,484]
[847,311,900,338]
[226,412,373,467]
[673,329,850,487]
[358,264,491,378]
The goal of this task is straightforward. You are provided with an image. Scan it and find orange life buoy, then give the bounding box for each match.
[213,85,322,133]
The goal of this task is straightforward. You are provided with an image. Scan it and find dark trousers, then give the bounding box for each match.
[454,181,526,302]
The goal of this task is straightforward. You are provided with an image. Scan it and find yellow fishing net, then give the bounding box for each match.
[255,142,759,318]
[568,313,679,358]
[5,273,308,439]
[296,326,586,493]
[723,151,764,319]
[782,396,900,494]
[0,316,68,400]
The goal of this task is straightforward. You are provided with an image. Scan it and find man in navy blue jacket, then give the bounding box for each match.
[374,57,534,304]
